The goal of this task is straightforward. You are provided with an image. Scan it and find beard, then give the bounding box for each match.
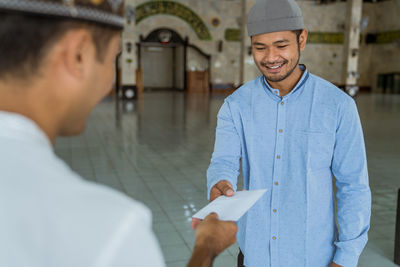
[261,48,301,83]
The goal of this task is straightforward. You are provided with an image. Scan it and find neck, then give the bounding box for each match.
[267,64,304,97]
[0,81,60,144]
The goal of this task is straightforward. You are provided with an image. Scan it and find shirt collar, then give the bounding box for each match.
[0,111,52,149]
[263,64,309,100]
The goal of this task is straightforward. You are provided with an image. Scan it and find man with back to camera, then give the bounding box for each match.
[0,1,237,266]
[197,0,371,266]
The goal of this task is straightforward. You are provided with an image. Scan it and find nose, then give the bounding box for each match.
[263,48,280,64]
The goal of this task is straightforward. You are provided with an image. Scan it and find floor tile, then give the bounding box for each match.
[161,244,191,262]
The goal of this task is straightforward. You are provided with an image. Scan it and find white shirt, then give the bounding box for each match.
[0,112,166,267]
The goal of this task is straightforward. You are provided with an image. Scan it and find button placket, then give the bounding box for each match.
[270,98,286,266]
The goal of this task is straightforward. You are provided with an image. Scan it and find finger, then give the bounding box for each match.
[191,218,202,230]
[206,212,219,220]
[230,222,238,234]
[216,181,234,197]
[223,221,238,236]
[226,222,238,242]
[210,186,223,202]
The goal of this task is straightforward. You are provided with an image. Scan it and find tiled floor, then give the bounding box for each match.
[54,92,400,267]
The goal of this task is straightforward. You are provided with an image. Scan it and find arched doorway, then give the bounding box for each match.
[137,28,211,93]
[138,28,186,91]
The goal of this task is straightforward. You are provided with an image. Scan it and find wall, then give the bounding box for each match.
[187,47,209,71]
[358,0,400,92]
[174,46,185,89]
[121,0,400,90]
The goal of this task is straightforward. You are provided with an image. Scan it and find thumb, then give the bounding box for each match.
[217,181,234,196]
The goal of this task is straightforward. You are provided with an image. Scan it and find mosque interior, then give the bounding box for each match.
[52,0,400,266]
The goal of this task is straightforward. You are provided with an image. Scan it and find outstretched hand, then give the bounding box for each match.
[194,213,238,256]
[192,180,234,230]
[187,213,237,267]
[210,180,234,202]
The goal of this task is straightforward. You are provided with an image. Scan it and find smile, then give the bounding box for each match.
[263,62,286,73]
[266,63,284,69]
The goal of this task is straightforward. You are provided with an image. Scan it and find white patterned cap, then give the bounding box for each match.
[0,0,125,28]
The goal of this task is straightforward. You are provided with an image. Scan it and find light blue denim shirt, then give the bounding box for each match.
[207,66,371,267]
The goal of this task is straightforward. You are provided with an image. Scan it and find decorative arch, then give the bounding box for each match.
[135,1,212,41]
[141,28,185,44]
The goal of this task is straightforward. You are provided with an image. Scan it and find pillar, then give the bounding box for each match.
[121,2,137,90]
[342,0,363,97]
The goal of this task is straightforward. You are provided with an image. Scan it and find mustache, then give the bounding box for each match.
[260,60,288,67]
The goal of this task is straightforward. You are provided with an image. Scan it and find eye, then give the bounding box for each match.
[254,47,265,51]
[277,45,288,49]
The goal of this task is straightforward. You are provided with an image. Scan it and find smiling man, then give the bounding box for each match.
[205,0,371,267]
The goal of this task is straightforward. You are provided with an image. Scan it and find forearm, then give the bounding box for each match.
[187,241,215,267]
[207,101,241,199]
[333,184,371,266]
[333,172,371,266]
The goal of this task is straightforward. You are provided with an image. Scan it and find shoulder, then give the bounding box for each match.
[3,143,151,224]
[307,73,355,106]
[225,75,263,104]
[42,161,154,240]
[72,179,151,218]
[49,162,152,224]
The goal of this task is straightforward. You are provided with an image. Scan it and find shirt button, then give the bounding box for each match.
[273,209,277,213]
[279,129,283,133]
[272,236,277,240]
[274,182,279,186]
[281,101,284,105]
[274,91,278,94]
[277,155,281,159]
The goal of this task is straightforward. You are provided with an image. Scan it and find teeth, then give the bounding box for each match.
[268,64,283,69]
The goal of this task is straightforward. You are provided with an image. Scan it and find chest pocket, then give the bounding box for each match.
[294,131,335,172]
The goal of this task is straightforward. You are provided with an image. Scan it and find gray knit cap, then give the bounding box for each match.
[247,0,304,37]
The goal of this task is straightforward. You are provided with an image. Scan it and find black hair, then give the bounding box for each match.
[292,29,303,44]
[0,12,120,80]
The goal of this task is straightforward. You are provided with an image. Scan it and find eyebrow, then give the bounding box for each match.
[252,39,291,46]
[273,39,290,45]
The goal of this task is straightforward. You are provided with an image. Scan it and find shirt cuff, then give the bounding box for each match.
[333,247,360,267]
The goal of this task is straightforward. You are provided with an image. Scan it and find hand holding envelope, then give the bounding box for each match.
[192,189,267,222]
[187,183,266,266]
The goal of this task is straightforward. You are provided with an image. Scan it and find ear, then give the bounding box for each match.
[299,29,308,51]
[54,29,96,84]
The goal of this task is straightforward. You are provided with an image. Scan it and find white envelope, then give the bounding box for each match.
[192,189,267,221]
